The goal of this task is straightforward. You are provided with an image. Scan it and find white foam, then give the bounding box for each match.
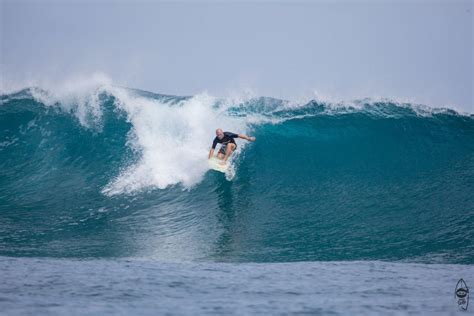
[29,73,112,128]
[102,88,251,194]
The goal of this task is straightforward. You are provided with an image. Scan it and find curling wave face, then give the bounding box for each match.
[0,83,473,263]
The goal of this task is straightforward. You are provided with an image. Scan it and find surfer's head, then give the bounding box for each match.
[216,128,224,139]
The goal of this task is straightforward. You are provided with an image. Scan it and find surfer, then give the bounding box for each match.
[208,128,255,164]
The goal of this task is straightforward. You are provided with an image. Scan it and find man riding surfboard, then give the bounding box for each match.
[208,128,255,164]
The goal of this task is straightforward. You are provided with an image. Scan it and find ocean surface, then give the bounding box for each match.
[1,84,473,314]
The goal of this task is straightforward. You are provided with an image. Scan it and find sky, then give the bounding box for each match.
[1,0,472,111]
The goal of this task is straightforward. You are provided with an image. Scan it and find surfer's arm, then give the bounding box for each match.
[208,148,215,159]
[209,138,218,158]
[238,134,256,142]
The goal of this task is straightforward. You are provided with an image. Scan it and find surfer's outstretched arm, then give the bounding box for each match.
[238,134,256,142]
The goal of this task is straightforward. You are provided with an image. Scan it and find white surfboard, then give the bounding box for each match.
[208,156,229,173]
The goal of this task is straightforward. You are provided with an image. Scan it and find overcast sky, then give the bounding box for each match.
[1,0,472,111]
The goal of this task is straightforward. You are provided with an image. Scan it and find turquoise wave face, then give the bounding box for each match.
[0,88,473,263]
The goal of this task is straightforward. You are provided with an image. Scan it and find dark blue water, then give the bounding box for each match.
[1,86,473,314]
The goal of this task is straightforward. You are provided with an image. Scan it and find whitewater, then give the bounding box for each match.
[1,77,473,314]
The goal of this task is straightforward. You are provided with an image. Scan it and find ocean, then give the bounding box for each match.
[1,84,473,314]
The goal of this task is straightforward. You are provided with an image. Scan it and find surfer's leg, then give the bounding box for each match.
[217,144,227,160]
[223,143,236,162]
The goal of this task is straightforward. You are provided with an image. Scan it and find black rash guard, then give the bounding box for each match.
[212,132,239,151]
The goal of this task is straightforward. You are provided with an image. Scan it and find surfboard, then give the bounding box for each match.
[208,156,229,173]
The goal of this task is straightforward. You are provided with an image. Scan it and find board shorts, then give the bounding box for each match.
[218,142,237,155]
